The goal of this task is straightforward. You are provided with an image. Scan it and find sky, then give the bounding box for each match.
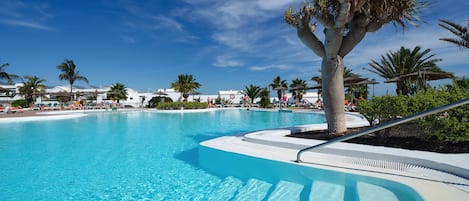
[1,0,468,96]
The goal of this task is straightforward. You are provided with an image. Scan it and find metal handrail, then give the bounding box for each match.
[295,98,469,163]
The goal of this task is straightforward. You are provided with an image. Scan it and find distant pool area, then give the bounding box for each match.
[1,109,463,200]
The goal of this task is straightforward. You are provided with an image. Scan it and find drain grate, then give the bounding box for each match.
[340,157,469,193]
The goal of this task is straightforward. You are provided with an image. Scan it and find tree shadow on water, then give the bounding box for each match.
[173,134,216,168]
[174,147,201,168]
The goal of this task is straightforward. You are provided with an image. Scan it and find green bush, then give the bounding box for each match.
[11,99,27,108]
[357,95,409,125]
[259,88,272,108]
[148,96,173,108]
[156,102,208,110]
[358,86,469,142]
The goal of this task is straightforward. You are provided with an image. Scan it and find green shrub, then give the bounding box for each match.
[156,102,208,110]
[259,88,272,108]
[357,95,409,125]
[148,96,173,108]
[11,99,27,108]
[358,86,469,142]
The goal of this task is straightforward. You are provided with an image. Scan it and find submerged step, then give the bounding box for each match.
[205,176,243,201]
[357,182,399,201]
[310,180,345,201]
[232,178,272,201]
[267,180,304,201]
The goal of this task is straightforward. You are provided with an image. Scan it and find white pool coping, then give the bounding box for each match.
[0,108,142,123]
[0,113,88,123]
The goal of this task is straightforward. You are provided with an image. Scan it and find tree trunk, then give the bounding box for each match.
[321,56,347,134]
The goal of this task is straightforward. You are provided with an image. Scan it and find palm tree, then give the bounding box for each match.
[242,84,262,102]
[439,19,469,49]
[284,0,426,134]
[170,74,201,102]
[269,76,288,103]
[108,82,128,103]
[0,63,11,81]
[368,46,444,95]
[258,87,271,108]
[19,76,46,107]
[289,78,307,104]
[57,59,89,98]
[0,62,20,83]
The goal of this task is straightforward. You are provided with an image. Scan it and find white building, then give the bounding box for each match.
[0,83,24,104]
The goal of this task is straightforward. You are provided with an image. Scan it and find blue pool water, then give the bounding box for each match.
[0,109,423,200]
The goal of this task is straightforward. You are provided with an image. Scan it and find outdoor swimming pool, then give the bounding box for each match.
[0,109,423,200]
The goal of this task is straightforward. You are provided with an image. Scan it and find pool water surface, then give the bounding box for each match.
[1,109,328,200]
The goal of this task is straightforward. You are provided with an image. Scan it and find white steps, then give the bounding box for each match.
[205,176,243,201]
[267,180,304,201]
[232,178,272,201]
[204,176,402,201]
[309,180,345,201]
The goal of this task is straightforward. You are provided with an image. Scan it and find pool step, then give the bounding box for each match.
[309,180,345,201]
[356,182,399,201]
[205,176,243,201]
[267,180,304,201]
[232,178,272,201]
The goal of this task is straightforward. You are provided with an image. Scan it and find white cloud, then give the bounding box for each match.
[250,64,291,71]
[120,35,136,43]
[0,19,51,30]
[0,0,53,30]
[213,55,243,68]
[151,16,184,32]
[256,0,296,10]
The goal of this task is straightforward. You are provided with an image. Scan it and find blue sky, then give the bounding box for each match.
[1,0,468,96]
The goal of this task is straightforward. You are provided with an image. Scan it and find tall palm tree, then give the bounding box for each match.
[57,59,89,97]
[289,78,307,104]
[368,46,444,95]
[0,63,11,81]
[269,76,288,102]
[19,76,46,107]
[242,84,262,105]
[0,62,20,83]
[108,82,128,103]
[170,74,201,102]
[439,19,469,49]
[258,87,271,108]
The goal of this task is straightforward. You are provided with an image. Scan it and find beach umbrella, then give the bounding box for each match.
[308,84,322,90]
[154,91,168,96]
[384,71,454,83]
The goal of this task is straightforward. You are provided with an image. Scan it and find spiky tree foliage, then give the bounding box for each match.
[0,62,20,83]
[284,0,426,134]
[259,87,272,108]
[0,63,11,81]
[368,46,444,95]
[439,19,469,49]
[269,76,288,102]
[289,78,308,103]
[19,76,46,106]
[242,84,262,101]
[57,59,89,97]
[170,74,201,102]
[108,82,128,103]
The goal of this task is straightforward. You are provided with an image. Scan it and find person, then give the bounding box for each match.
[4,105,12,114]
[315,98,323,109]
[282,95,288,107]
